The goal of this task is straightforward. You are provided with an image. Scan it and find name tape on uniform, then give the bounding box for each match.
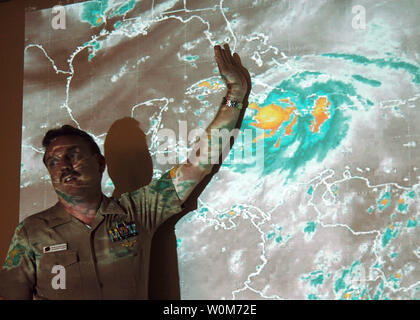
[43,243,68,253]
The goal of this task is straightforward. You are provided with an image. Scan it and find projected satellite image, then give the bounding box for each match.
[21,0,420,299]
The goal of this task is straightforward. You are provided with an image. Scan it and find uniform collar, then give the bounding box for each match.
[47,202,72,228]
[97,194,127,216]
[47,195,126,228]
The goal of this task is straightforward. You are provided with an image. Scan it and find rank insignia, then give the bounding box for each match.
[108,221,138,242]
[121,239,137,248]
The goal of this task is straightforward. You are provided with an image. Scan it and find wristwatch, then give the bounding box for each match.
[222,96,243,110]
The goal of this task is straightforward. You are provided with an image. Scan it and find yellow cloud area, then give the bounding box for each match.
[198,81,220,91]
[310,96,331,133]
[249,98,297,148]
[248,96,332,148]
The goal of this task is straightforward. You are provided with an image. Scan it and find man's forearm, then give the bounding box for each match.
[171,95,247,202]
[170,43,250,203]
[200,97,243,169]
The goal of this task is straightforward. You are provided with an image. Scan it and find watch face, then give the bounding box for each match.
[223,97,243,110]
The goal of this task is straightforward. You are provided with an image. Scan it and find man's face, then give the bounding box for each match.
[44,135,105,198]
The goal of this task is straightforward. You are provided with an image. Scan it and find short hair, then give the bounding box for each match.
[42,125,102,163]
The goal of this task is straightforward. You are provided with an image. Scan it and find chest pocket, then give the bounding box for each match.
[109,238,139,289]
[36,250,81,299]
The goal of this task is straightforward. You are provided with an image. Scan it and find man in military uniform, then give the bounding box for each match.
[0,44,250,299]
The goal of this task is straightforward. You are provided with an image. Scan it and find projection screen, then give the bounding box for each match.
[21,0,420,299]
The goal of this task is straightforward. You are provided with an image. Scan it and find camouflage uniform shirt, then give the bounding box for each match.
[0,171,183,300]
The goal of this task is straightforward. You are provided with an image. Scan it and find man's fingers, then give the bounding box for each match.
[215,43,242,69]
[214,45,222,61]
[233,53,242,66]
[233,52,251,91]
[220,45,231,67]
[215,43,251,94]
[223,43,235,65]
[215,45,228,67]
[214,45,226,71]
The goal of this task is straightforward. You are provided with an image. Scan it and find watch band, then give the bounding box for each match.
[222,96,243,110]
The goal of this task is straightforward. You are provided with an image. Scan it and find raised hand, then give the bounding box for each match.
[214,43,251,102]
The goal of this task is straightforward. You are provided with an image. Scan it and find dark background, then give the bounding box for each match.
[0,0,25,271]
